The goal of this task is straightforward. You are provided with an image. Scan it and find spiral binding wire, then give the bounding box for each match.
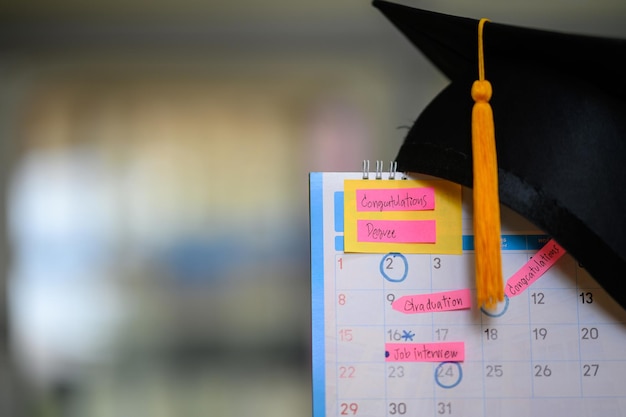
[389,161,398,179]
[362,160,401,180]
[362,160,370,179]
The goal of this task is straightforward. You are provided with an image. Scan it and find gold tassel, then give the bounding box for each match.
[472,18,503,309]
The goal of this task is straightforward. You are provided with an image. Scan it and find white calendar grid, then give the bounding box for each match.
[310,172,626,417]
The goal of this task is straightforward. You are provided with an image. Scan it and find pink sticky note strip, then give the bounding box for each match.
[505,239,567,298]
[386,342,464,362]
[357,219,436,243]
[392,289,472,314]
[356,187,435,212]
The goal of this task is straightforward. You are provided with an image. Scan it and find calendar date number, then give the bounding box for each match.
[340,402,358,415]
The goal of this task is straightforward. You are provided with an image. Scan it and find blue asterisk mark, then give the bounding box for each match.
[401,330,415,341]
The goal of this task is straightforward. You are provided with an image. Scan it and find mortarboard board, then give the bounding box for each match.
[373,0,626,309]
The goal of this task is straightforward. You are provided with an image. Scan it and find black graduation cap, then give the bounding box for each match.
[373,0,626,309]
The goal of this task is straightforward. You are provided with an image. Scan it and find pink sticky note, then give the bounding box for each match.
[392,289,472,314]
[357,220,436,243]
[505,239,566,298]
[356,187,435,212]
[385,342,464,362]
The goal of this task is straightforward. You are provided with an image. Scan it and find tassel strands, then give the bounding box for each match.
[472,18,504,309]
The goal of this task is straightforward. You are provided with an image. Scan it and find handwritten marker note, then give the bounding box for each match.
[385,342,464,362]
[505,238,566,298]
[357,219,436,243]
[392,289,472,314]
[356,187,435,212]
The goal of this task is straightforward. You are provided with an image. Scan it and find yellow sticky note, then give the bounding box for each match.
[343,179,462,254]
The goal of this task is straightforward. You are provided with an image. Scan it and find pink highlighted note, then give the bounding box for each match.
[392,289,471,314]
[505,239,566,298]
[386,342,464,362]
[356,187,435,212]
[357,220,436,243]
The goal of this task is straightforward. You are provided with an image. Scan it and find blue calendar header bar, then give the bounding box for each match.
[336,234,550,253]
[462,234,551,251]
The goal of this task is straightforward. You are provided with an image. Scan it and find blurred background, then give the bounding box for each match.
[0,0,625,416]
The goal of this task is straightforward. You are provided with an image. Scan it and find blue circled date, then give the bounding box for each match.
[379,253,408,283]
[481,295,510,318]
[434,362,463,389]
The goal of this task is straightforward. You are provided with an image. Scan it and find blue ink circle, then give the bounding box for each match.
[434,362,463,389]
[480,295,510,317]
[385,351,389,358]
[380,253,408,283]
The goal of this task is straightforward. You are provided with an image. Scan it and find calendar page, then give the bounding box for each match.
[310,171,626,417]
